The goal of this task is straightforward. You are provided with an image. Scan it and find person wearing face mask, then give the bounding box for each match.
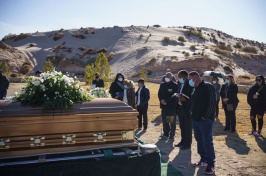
[0,69,10,99]
[158,72,179,139]
[212,77,221,119]
[220,75,239,133]
[188,71,216,175]
[92,72,104,88]
[161,69,177,83]
[174,70,194,150]
[135,79,150,131]
[247,75,266,137]
[109,73,125,100]
[123,79,136,109]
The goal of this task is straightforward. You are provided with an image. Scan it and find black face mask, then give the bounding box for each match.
[95,76,99,79]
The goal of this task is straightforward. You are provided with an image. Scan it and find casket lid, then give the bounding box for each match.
[0,98,136,118]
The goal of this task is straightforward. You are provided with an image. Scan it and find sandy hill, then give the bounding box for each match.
[1,25,266,82]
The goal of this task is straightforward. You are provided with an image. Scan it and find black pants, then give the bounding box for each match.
[215,100,220,117]
[250,107,264,131]
[177,106,192,146]
[137,105,148,129]
[161,108,176,137]
[224,103,238,131]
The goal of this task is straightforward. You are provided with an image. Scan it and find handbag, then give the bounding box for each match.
[226,104,234,111]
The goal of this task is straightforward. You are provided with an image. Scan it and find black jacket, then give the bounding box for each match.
[248,84,266,116]
[0,75,9,90]
[109,81,124,99]
[177,79,193,113]
[136,86,150,107]
[92,79,104,88]
[220,83,239,106]
[158,81,179,110]
[191,81,216,121]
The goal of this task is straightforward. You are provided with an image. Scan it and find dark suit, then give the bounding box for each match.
[177,79,193,146]
[220,83,239,131]
[158,81,179,137]
[136,86,150,129]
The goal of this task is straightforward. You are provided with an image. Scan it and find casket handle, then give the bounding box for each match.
[121,131,134,140]
[30,136,45,147]
[0,138,10,149]
[93,133,106,142]
[62,134,76,144]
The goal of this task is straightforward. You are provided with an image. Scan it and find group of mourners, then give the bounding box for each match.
[91,68,265,175]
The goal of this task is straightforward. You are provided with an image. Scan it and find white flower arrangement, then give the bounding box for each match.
[89,87,111,98]
[12,71,93,109]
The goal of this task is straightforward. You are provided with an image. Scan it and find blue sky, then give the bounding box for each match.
[0,0,265,43]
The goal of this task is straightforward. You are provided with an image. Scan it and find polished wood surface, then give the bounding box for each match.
[0,98,138,158]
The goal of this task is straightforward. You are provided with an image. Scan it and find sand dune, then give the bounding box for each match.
[1,26,265,80]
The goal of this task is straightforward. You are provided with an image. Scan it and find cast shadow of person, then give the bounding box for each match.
[255,135,266,153]
[151,114,180,127]
[225,131,250,155]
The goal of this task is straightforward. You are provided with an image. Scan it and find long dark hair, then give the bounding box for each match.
[115,73,124,82]
[256,75,265,85]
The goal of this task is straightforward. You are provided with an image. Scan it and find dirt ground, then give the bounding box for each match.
[6,82,266,176]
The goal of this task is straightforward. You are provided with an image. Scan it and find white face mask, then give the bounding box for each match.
[213,81,217,84]
[118,78,123,82]
[225,79,230,83]
[165,78,170,83]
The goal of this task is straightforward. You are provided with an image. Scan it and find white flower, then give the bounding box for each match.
[44,94,46,97]
[74,85,79,89]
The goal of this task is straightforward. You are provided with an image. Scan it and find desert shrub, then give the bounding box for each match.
[14,33,29,41]
[108,52,116,61]
[192,53,197,55]
[147,70,152,76]
[72,34,86,39]
[223,65,233,73]
[217,42,233,51]
[97,48,108,53]
[239,75,250,79]
[79,46,86,51]
[10,73,18,78]
[91,31,95,34]
[184,52,190,57]
[2,34,16,41]
[53,32,64,41]
[242,46,258,54]
[163,37,170,43]
[29,43,35,47]
[147,57,157,64]
[153,24,161,27]
[234,42,242,49]
[190,45,196,50]
[130,72,140,78]
[214,48,229,55]
[182,51,186,54]
[67,48,72,53]
[21,62,32,74]
[178,36,186,42]
[170,56,178,60]
[187,28,205,40]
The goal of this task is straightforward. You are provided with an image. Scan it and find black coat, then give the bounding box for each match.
[136,86,150,107]
[92,79,104,88]
[158,81,179,111]
[220,83,239,107]
[191,81,216,121]
[109,81,124,99]
[248,84,266,116]
[0,75,9,90]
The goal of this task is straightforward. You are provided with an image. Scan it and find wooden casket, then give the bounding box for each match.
[0,98,138,160]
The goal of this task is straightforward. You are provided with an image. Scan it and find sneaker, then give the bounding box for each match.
[193,161,208,167]
[160,136,169,140]
[256,130,262,137]
[204,167,215,175]
[248,130,257,135]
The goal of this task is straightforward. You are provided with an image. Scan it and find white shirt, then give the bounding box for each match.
[137,87,142,106]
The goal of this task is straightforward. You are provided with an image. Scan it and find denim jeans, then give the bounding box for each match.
[192,119,215,167]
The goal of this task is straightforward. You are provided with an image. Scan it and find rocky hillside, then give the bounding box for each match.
[1,26,266,82]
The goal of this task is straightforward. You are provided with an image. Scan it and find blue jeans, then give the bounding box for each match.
[192,119,215,167]
[0,89,7,99]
